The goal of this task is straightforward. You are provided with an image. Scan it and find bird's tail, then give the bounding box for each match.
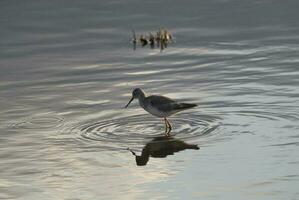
[188,144,200,150]
[175,103,197,110]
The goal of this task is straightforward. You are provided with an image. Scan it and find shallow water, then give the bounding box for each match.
[1,0,299,199]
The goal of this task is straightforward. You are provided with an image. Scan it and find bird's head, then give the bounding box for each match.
[125,88,144,108]
[127,147,149,166]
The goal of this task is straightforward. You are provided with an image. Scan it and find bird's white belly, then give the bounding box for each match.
[144,105,172,118]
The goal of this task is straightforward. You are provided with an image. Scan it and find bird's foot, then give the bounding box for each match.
[165,127,172,137]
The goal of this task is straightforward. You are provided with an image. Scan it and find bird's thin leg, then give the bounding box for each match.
[165,118,172,136]
[165,118,172,130]
[163,117,169,135]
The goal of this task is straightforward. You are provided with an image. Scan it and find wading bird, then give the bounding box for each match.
[125,88,197,135]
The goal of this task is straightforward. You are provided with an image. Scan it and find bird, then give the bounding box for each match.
[125,88,197,136]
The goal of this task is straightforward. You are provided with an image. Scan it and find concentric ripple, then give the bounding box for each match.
[68,113,221,150]
[8,115,64,130]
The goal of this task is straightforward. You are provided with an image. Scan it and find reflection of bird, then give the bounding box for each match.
[125,88,197,135]
[128,136,199,166]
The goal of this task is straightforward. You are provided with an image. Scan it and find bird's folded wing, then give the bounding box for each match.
[147,95,178,112]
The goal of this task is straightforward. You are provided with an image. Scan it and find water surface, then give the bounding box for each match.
[1,0,299,199]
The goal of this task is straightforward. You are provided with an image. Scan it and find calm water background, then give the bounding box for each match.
[1,0,299,199]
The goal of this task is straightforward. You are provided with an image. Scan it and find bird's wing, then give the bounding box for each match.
[146,95,178,112]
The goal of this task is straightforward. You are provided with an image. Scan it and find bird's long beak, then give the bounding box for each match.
[125,96,134,108]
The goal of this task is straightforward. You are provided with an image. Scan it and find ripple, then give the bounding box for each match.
[67,113,221,150]
[234,110,299,121]
[8,115,64,130]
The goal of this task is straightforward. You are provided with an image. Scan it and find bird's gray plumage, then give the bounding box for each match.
[125,88,197,135]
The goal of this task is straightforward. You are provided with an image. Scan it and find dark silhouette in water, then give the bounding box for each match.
[128,136,199,166]
[131,29,173,51]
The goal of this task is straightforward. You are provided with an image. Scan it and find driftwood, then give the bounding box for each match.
[131,29,173,51]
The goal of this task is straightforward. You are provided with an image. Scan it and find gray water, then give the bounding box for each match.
[1,0,299,199]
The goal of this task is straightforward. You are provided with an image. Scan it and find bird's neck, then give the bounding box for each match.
[137,93,146,108]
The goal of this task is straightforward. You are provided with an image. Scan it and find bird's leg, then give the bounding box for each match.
[163,117,169,135]
[165,118,172,136]
[165,118,172,130]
